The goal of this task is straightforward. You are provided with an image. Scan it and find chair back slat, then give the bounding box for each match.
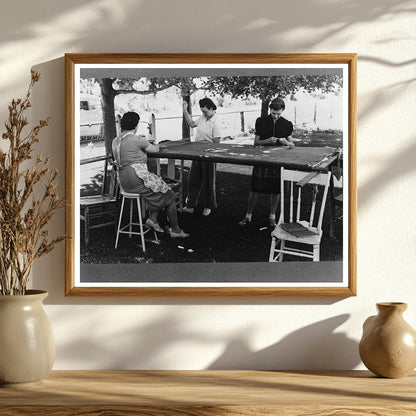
[280,171,285,224]
[280,167,331,232]
[296,187,301,222]
[309,185,317,227]
[289,182,294,222]
[107,168,118,197]
[100,160,119,199]
[317,175,331,230]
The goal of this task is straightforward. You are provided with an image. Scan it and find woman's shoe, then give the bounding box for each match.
[170,229,190,238]
[182,206,195,214]
[238,217,251,226]
[202,208,211,216]
[145,218,164,233]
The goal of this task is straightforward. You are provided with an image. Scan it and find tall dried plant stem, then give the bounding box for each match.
[0,71,66,295]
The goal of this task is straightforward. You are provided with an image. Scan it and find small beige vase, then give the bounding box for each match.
[0,290,55,387]
[359,302,416,378]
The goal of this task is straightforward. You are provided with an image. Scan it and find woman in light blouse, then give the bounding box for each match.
[182,98,221,217]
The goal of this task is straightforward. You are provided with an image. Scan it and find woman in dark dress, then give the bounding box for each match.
[239,97,295,227]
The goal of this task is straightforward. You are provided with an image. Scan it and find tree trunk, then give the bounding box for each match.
[182,94,192,139]
[98,78,117,155]
[261,99,270,117]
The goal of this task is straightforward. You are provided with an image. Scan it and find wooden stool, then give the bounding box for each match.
[115,190,158,253]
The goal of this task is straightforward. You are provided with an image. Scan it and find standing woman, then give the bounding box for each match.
[239,97,295,227]
[182,98,222,217]
[112,112,189,238]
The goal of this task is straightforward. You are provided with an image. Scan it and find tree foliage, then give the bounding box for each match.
[97,77,196,152]
[203,75,342,116]
[91,74,343,152]
[203,75,342,100]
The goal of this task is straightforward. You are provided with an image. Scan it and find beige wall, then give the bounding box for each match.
[0,0,415,370]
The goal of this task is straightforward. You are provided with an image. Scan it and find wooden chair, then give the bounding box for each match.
[80,162,118,246]
[269,168,332,262]
[114,176,159,254]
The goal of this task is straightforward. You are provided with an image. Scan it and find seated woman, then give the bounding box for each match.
[112,112,189,238]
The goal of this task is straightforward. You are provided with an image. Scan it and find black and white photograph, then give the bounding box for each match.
[65,54,356,296]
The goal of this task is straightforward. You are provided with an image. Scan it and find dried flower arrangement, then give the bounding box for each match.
[0,71,65,295]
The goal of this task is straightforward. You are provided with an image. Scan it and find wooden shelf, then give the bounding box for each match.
[1,370,415,415]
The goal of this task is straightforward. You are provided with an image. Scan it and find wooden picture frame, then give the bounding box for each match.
[65,53,356,296]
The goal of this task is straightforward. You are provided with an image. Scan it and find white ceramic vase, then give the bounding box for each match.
[0,290,55,387]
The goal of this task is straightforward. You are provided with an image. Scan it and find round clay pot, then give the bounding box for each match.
[359,302,416,378]
[0,290,55,387]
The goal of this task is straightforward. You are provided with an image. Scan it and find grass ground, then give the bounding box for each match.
[80,130,343,264]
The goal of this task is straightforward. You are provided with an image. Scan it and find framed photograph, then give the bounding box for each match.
[65,53,356,296]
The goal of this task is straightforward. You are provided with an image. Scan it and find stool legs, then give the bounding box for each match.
[115,196,125,249]
[115,195,148,253]
[136,196,146,252]
[129,199,133,237]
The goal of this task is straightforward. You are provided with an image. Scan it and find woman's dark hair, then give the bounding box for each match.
[120,112,140,130]
[269,97,286,111]
[199,97,217,111]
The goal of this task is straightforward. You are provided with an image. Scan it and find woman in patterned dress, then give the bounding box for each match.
[112,112,189,238]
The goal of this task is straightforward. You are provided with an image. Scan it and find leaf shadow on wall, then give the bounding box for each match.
[53,308,359,370]
[53,310,218,369]
[207,314,360,370]
[355,56,416,209]
[1,0,412,51]
[0,0,414,97]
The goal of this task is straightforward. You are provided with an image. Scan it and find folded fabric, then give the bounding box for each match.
[280,222,317,238]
